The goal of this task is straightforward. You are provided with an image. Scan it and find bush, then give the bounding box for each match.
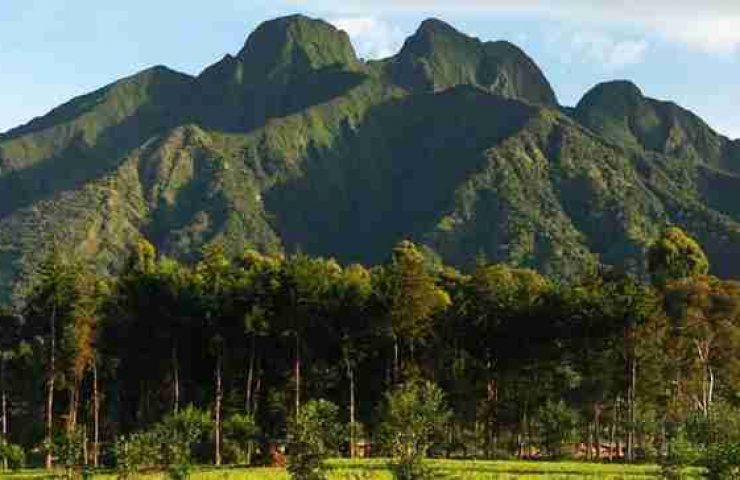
[286,399,342,480]
[114,406,211,480]
[223,413,260,465]
[159,405,212,474]
[56,429,86,479]
[379,379,451,480]
[533,400,579,458]
[114,430,162,479]
[704,442,740,480]
[661,429,703,480]
[0,439,25,470]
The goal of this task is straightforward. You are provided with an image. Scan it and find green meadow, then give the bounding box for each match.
[0,459,702,479]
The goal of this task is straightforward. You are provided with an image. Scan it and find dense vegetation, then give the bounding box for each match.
[3,14,740,477]
[1,227,740,478]
[2,15,740,304]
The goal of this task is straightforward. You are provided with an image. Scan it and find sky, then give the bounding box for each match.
[1,0,739,138]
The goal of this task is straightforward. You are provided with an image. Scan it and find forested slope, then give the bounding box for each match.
[2,14,740,301]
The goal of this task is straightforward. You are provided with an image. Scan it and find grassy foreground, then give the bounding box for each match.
[0,459,702,479]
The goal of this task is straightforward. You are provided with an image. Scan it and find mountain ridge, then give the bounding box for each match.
[1,13,739,301]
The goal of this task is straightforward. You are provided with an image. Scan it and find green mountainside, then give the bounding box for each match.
[575,80,740,173]
[389,18,558,106]
[1,14,739,300]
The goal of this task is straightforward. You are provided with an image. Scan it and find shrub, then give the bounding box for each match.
[114,430,162,479]
[533,400,579,458]
[159,405,212,475]
[114,406,211,480]
[223,413,260,465]
[379,379,451,480]
[286,399,342,480]
[0,439,25,470]
[661,429,703,480]
[56,429,86,480]
[704,442,740,480]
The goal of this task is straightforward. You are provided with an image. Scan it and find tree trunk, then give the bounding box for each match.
[245,334,257,467]
[246,334,256,415]
[295,334,301,419]
[609,422,615,461]
[1,356,7,471]
[82,427,88,466]
[520,407,529,459]
[594,404,601,460]
[393,335,399,384]
[485,350,497,459]
[214,350,223,466]
[172,343,179,415]
[45,305,57,470]
[708,364,714,415]
[691,340,714,417]
[254,358,262,417]
[345,354,356,458]
[68,385,78,434]
[627,354,636,462]
[92,361,100,468]
[616,396,622,461]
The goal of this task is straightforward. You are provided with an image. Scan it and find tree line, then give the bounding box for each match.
[1,226,740,476]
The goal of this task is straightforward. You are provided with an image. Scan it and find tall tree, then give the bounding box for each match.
[23,250,79,469]
[234,250,282,418]
[648,227,709,287]
[328,263,373,455]
[274,254,341,419]
[0,311,23,470]
[663,276,740,417]
[195,243,232,466]
[378,241,450,380]
[464,264,549,456]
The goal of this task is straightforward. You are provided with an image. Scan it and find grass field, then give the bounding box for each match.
[0,459,702,479]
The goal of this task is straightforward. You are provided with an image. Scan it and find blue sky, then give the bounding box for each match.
[2,0,739,137]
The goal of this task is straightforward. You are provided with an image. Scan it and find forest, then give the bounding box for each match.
[1,226,740,478]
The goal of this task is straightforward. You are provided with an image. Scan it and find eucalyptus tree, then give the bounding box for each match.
[22,250,81,469]
[0,310,23,470]
[233,250,283,418]
[326,263,374,454]
[109,240,196,430]
[58,269,109,468]
[462,263,550,457]
[648,227,709,287]
[377,241,450,381]
[194,243,233,466]
[274,254,341,419]
[662,276,740,418]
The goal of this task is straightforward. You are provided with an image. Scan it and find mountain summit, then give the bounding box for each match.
[391,18,557,106]
[236,15,359,84]
[1,14,739,300]
[576,80,740,173]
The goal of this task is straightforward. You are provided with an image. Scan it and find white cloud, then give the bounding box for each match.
[304,0,740,56]
[329,13,649,70]
[654,15,740,56]
[567,31,649,70]
[330,17,404,59]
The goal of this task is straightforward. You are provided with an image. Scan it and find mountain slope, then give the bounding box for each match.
[574,80,740,174]
[389,18,558,106]
[573,80,740,238]
[1,14,740,301]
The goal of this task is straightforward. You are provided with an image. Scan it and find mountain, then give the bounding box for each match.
[573,80,740,273]
[1,14,740,301]
[574,80,740,173]
[389,19,558,106]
